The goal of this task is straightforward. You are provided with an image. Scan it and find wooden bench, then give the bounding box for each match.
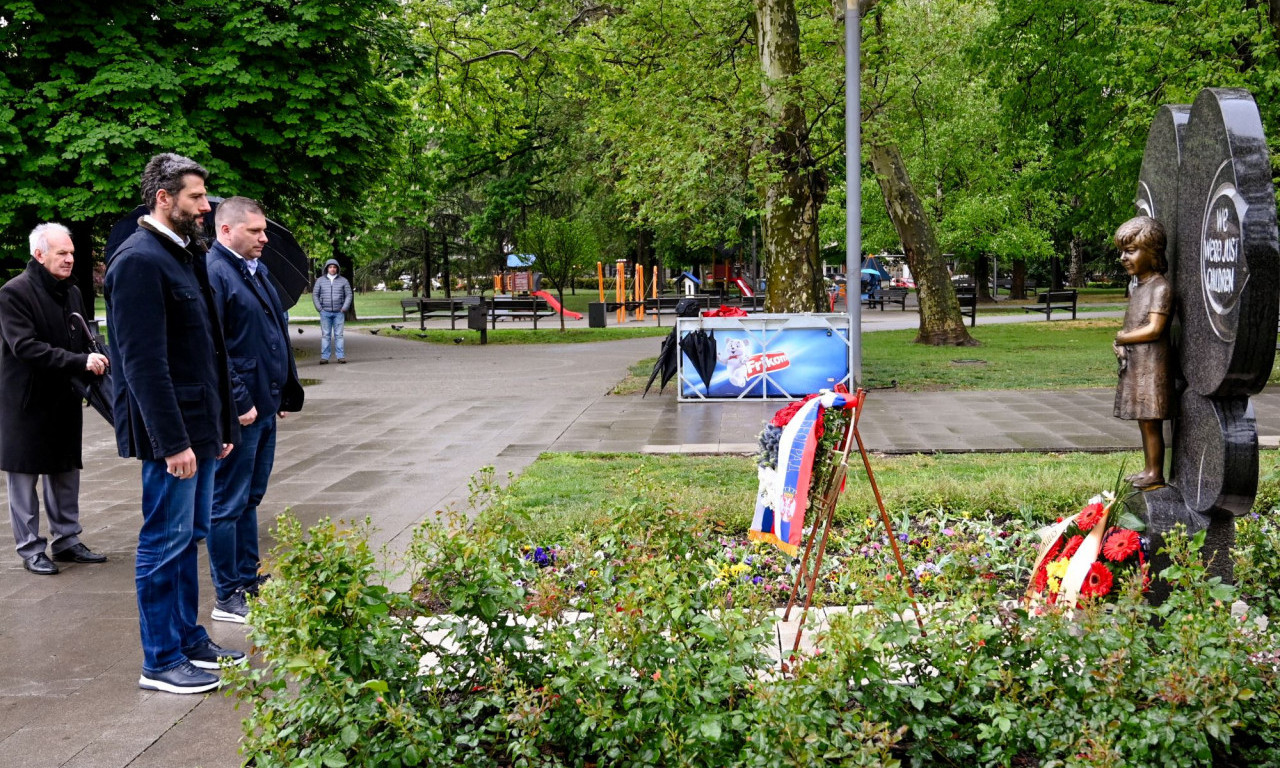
[489,296,555,328]
[878,287,909,311]
[1024,289,1078,320]
[956,292,977,327]
[401,297,482,330]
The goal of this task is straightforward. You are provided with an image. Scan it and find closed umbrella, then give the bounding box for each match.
[680,329,718,389]
[68,312,113,427]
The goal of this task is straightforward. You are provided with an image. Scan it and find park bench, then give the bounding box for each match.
[1023,289,1078,320]
[878,287,909,311]
[956,292,977,327]
[401,296,482,330]
[489,296,555,328]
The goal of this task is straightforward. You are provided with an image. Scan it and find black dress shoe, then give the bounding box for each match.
[52,543,108,563]
[23,553,59,575]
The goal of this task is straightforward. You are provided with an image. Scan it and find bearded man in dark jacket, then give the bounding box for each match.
[105,153,244,695]
[0,223,110,575]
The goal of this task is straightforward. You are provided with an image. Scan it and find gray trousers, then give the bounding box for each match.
[7,471,82,559]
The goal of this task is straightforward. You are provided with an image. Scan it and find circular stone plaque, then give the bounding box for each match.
[1175,88,1279,398]
[1171,389,1258,515]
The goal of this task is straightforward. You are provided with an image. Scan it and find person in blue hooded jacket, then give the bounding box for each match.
[312,258,351,363]
[204,196,303,624]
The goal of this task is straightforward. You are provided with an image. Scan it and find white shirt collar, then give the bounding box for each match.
[225,244,257,276]
[142,214,188,247]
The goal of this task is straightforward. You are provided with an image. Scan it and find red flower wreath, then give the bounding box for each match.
[1101,528,1140,562]
[1076,502,1106,531]
[1078,562,1114,598]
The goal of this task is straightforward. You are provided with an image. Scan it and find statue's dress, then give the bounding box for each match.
[1114,272,1172,420]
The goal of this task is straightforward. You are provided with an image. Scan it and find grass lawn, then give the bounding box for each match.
[863,318,1124,390]
[484,449,1280,543]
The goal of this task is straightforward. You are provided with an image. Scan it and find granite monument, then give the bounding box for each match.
[1129,88,1279,594]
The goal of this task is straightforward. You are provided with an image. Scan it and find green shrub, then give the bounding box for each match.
[233,501,1280,767]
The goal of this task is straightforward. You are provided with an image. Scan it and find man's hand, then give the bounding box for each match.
[239,406,258,426]
[218,443,235,460]
[85,353,109,375]
[165,448,197,480]
[277,411,287,420]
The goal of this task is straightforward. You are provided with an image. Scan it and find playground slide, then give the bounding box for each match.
[730,276,755,298]
[532,291,583,320]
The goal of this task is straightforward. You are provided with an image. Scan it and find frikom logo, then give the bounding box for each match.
[744,351,791,379]
[1200,160,1249,342]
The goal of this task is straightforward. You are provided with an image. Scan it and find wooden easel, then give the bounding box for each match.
[781,388,926,655]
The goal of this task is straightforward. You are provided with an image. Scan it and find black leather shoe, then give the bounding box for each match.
[52,543,108,563]
[184,639,248,670]
[23,553,59,575]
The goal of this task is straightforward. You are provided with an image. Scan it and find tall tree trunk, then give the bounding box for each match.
[1011,258,1027,299]
[869,143,976,346]
[756,0,826,313]
[974,254,992,302]
[441,227,452,299]
[422,226,432,299]
[1067,234,1087,288]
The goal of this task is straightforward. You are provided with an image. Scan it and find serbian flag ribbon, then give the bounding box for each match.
[750,396,825,556]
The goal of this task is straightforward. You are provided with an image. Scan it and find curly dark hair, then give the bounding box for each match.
[140,153,207,212]
[1114,216,1168,274]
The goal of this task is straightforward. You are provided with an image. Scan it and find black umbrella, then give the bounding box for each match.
[104,199,311,310]
[680,329,717,390]
[68,312,113,427]
[642,328,679,397]
[642,300,703,397]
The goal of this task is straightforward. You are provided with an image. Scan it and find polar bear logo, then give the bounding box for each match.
[718,337,752,387]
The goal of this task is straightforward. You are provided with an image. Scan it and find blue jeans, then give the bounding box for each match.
[209,415,276,600]
[319,310,345,360]
[137,458,213,674]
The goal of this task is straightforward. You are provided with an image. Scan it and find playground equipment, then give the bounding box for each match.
[531,291,582,320]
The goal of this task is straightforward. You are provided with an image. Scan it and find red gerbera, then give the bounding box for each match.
[1042,537,1063,565]
[1032,565,1048,593]
[1101,528,1140,562]
[1060,535,1085,560]
[1078,562,1114,598]
[1076,502,1106,531]
[769,394,822,428]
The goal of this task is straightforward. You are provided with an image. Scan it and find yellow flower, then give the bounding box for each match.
[729,563,750,577]
[1046,558,1070,580]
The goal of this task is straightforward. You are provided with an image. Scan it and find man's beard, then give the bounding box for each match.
[171,208,203,241]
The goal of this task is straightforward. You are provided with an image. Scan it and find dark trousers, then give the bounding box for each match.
[208,414,275,600]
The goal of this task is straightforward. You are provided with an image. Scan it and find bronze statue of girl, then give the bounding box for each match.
[1113,216,1172,489]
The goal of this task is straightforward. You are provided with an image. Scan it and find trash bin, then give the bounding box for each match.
[467,301,487,332]
[588,302,607,328]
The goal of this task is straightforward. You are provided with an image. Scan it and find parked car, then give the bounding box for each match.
[890,276,915,288]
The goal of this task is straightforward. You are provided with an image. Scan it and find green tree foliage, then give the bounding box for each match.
[978,0,1280,245]
[518,214,598,330]
[0,0,403,281]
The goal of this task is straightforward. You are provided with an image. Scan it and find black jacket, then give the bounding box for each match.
[105,221,239,461]
[206,242,303,417]
[0,260,91,473]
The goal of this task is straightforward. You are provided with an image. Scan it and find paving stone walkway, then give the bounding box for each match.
[2,318,1278,768]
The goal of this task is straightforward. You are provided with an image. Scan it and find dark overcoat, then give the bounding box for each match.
[104,221,239,462]
[205,242,303,417]
[0,259,92,473]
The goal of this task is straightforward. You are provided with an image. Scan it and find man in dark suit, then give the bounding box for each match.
[0,223,110,575]
[105,153,243,694]
[204,196,302,623]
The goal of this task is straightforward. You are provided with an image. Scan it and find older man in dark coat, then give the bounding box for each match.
[0,223,110,575]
